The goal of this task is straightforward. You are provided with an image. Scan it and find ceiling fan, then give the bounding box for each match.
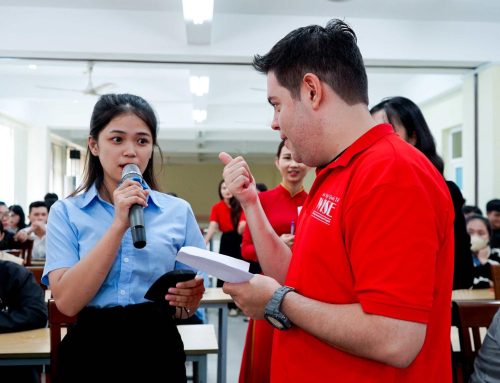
[37,61,115,96]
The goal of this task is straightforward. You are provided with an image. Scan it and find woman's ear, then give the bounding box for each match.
[408,131,418,146]
[88,136,99,156]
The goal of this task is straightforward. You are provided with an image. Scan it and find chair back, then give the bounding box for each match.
[452,300,500,382]
[18,239,34,266]
[492,265,500,299]
[27,266,46,290]
[48,299,77,382]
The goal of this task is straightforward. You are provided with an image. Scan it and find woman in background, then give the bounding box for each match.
[8,205,27,233]
[239,140,309,383]
[204,180,244,315]
[204,180,245,253]
[42,93,205,382]
[370,96,474,290]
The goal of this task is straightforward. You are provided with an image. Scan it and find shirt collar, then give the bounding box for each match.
[316,124,394,176]
[279,183,305,198]
[79,180,160,208]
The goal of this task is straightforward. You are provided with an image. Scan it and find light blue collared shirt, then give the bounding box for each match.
[42,182,205,309]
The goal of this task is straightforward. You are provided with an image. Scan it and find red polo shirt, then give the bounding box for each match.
[241,184,308,262]
[209,200,235,232]
[271,124,454,382]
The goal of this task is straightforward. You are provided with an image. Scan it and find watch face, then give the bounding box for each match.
[265,315,285,330]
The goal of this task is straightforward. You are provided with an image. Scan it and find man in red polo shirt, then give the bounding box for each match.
[220,18,454,383]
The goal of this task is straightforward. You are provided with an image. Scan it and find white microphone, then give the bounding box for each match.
[121,164,146,249]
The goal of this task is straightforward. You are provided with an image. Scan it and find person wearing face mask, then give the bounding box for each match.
[466,214,500,289]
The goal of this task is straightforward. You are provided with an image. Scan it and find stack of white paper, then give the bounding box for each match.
[176,246,253,283]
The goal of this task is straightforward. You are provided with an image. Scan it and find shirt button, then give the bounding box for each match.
[120,290,126,295]
[124,257,129,263]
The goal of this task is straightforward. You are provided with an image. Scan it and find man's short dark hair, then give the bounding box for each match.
[29,201,47,214]
[44,192,58,211]
[486,199,500,213]
[0,201,6,207]
[252,18,368,105]
[462,205,483,216]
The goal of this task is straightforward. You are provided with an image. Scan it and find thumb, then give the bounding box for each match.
[219,152,233,165]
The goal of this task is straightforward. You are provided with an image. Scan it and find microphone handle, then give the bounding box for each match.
[130,204,146,249]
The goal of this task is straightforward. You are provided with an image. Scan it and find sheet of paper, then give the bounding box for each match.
[176,246,253,283]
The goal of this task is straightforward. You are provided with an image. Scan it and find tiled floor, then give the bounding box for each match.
[205,307,247,383]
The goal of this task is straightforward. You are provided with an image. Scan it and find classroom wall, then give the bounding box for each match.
[421,63,500,209]
[477,64,500,209]
[157,160,283,224]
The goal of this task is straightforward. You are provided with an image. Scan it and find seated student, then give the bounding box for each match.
[487,199,500,249]
[8,205,27,234]
[463,205,483,220]
[0,259,48,383]
[469,308,500,383]
[466,214,500,288]
[15,201,48,261]
[0,221,17,251]
[44,193,59,213]
[0,201,8,217]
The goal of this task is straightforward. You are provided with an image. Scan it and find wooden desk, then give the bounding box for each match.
[0,325,218,382]
[0,328,50,366]
[452,288,494,301]
[200,287,233,383]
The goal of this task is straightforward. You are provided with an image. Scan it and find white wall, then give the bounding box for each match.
[421,63,500,209]
[477,65,500,209]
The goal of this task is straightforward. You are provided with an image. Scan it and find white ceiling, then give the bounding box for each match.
[0,0,497,162]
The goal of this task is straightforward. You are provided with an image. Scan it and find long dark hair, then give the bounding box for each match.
[370,96,444,174]
[8,204,27,231]
[72,94,162,196]
[217,179,242,230]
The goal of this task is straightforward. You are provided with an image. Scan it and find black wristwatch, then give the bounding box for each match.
[264,286,295,330]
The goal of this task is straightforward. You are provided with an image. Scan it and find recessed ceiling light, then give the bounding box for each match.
[192,109,207,123]
[182,0,214,25]
[189,76,210,96]
[28,64,37,70]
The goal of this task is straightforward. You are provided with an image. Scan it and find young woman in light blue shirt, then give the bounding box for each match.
[42,93,205,382]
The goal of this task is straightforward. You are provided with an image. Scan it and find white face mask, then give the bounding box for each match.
[470,235,489,252]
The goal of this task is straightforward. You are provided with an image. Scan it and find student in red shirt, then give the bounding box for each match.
[220,19,454,383]
[239,140,309,383]
[204,180,244,259]
[204,180,244,317]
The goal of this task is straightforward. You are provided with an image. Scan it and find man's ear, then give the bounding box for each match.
[88,136,99,156]
[302,73,323,109]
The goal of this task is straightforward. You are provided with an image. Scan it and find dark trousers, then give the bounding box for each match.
[218,230,242,310]
[55,302,186,383]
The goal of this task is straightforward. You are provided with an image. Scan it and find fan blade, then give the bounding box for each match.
[90,82,116,93]
[36,85,82,93]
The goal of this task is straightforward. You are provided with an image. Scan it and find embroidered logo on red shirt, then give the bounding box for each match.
[311,193,340,225]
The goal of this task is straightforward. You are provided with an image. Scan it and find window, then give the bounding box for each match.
[449,128,463,189]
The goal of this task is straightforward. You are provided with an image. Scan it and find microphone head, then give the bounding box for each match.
[121,164,142,183]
